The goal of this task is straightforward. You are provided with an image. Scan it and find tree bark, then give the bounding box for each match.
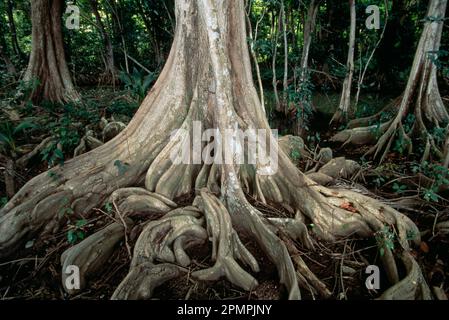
[246,2,266,110]
[295,0,321,137]
[6,0,23,59]
[0,0,430,300]
[272,9,281,112]
[24,0,80,103]
[89,0,116,83]
[331,0,356,125]
[281,0,289,112]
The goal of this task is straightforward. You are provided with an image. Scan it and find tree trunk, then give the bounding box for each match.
[89,0,116,84]
[272,10,281,111]
[6,0,23,60]
[24,0,80,103]
[0,44,16,75]
[281,0,289,113]
[246,3,266,110]
[330,0,356,125]
[332,0,449,164]
[0,0,430,300]
[294,0,321,137]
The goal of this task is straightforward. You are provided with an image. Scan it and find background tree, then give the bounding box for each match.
[89,0,116,84]
[23,0,79,103]
[332,0,449,164]
[330,0,356,124]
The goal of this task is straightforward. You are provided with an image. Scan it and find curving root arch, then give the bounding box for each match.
[0,0,431,300]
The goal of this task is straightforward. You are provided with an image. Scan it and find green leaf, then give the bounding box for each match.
[76,231,85,241]
[76,219,88,228]
[13,121,38,135]
[54,148,64,159]
[67,230,77,244]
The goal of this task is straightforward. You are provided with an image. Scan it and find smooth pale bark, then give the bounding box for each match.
[299,0,320,85]
[24,0,79,103]
[281,0,289,112]
[354,0,388,109]
[331,0,356,124]
[246,3,266,110]
[0,0,430,300]
[272,10,281,111]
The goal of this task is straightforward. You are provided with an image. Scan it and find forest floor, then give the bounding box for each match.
[0,88,448,300]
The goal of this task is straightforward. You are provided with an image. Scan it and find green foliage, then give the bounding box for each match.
[375,226,395,257]
[0,197,8,209]
[67,219,88,245]
[107,99,139,118]
[15,78,40,103]
[412,161,449,203]
[0,119,38,156]
[392,182,407,194]
[119,68,157,102]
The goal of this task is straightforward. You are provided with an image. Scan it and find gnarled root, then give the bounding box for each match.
[112,263,186,300]
[191,190,260,291]
[378,252,431,300]
[61,220,132,294]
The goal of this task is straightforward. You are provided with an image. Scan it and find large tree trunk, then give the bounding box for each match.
[0,0,430,300]
[332,0,449,164]
[24,0,79,103]
[330,0,356,125]
[89,0,116,84]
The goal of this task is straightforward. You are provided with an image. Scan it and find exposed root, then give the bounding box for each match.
[191,190,260,291]
[61,221,132,294]
[378,252,431,300]
[110,187,177,217]
[111,263,186,300]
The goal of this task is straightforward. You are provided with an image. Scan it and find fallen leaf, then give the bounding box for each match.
[340,201,358,213]
[420,241,429,253]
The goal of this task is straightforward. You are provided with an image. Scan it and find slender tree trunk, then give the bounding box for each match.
[0,44,16,75]
[299,0,321,85]
[354,0,388,109]
[331,0,356,125]
[281,0,289,113]
[6,0,23,59]
[137,0,164,67]
[89,0,116,83]
[24,0,80,103]
[246,3,266,111]
[272,10,281,112]
[294,0,321,136]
